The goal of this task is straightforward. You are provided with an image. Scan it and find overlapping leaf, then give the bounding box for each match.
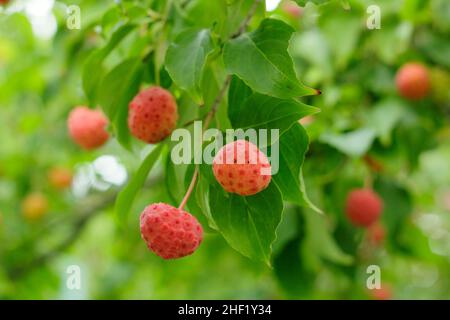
[224,19,317,98]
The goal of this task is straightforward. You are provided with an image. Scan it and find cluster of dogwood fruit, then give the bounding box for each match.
[3,0,431,260]
[63,62,430,260]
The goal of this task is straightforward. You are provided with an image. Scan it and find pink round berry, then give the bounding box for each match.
[67,106,109,150]
[140,203,203,259]
[213,140,272,196]
[128,87,178,144]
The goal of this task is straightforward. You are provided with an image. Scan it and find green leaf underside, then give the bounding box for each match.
[228,77,319,142]
[303,208,353,266]
[165,29,215,104]
[224,19,316,99]
[272,124,314,207]
[194,175,217,230]
[320,128,377,157]
[98,57,143,149]
[82,24,136,104]
[114,143,165,224]
[294,0,332,7]
[209,182,283,265]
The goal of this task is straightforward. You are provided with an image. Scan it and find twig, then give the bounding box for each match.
[364,174,373,189]
[231,0,262,38]
[177,76,231,210]
[177,0,262,209]
[8,177,162,279]
[203,75,232,131]
[178,166,199,210]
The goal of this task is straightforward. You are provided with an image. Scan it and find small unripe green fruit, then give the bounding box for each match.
[429,68,450,105]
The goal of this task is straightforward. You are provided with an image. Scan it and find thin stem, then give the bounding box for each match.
[364,174,373,189]
[232,0,262,38]
[178,166,199,210]
[177,0,261,209]
[154,0,173,85]
[203,75,232,131]
[177,76,232,210]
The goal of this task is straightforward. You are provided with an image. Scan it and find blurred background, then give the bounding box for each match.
[0,0,449,299]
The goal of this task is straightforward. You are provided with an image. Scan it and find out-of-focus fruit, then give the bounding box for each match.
[369,283,393,300]
[140,203,203,259]
[345,188,383,227]
[48,167,73,190]
[21,193,49,221]
[366,222,386,246]
[67,106,109,150]
[282,1,303,19]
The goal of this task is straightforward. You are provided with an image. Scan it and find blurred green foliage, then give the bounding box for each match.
[0,0,449,299]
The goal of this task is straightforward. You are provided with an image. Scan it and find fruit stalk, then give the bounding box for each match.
[177,0,261,209]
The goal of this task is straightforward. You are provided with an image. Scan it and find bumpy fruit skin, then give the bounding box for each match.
[395,63,430,100]
[21,193,49,221]
[67,106,109,150]
[366,222,386,246]
[140,203,203,259]
[213,140,271,196]
[48,167,73,190]
[345,188,383,227]
[128,87,178,144]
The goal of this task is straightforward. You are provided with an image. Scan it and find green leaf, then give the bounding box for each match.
[294,0,330,5]
[82,24,136,104]
[184,165,216,231]
[194,174,217,230]
[375,178,413,248]
[272,123,321,212]
[164,156,187,204]
[209,182,283,264]
[200,63,232,130]
[228,75,253,122]
[367,98,408,146]
[302,208,353,267]
[367,22,413,64]
[223,18,317,98]
[320,12,361,69]
[320,128,377,157]
[98,57,143,149]
[273,209,317,298]
[165,29,215,104]
[98,58,142,119]
[114,143,165,224]
[417,30,450,68]
[228,77,319,143]
[182,0,265,39]
[143,54,173,88]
